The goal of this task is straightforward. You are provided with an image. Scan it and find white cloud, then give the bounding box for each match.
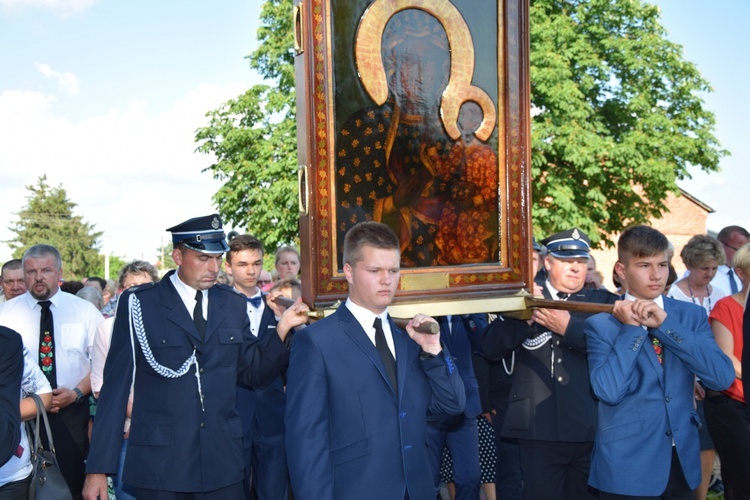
[34,62,81,96]
[0,81,249,264]
[0,0,97,15]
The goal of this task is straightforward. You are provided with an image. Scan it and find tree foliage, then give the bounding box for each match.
[529,0,725,246]
[195,0,298,252]
[7,175,103,280]
[198,0,726,250]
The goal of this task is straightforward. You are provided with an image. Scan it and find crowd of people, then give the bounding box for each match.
[0,217,748,500]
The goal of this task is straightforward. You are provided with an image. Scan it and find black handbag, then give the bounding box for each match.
[25,393,73,500]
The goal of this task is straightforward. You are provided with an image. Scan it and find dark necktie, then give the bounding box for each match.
[557,292,570,300]
[728,269,739,294]
[193,290,207,340]
[374,317,397,394]
[38,300,57,388]
[247,295,262,308]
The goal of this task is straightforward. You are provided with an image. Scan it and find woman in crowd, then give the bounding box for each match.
[705,243,750,499]
[274,246,301,282]
[668,234,726,500]
[668,235,727,309]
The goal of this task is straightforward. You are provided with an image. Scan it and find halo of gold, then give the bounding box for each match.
[355,0,497,141]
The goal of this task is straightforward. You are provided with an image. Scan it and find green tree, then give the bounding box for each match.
[7,175,103,280]
[198,0,725,249]
[529,0,725,246]
[195,0,298,252]
[90,254,130,281]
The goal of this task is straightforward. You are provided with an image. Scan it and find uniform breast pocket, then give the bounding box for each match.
[218,329,242,353]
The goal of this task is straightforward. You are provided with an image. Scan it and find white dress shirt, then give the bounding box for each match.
[345,298,396,359]
[0,289,103,390]
[244,290,264,337]
[170,271,208,320]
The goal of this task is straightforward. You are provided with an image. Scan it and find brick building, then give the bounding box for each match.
[589,188,714,292]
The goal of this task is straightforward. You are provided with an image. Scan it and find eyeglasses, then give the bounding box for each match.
[720,240,741,252]
[257,280,271,286]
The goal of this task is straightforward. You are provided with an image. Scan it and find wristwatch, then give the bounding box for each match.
[73,387,85,404]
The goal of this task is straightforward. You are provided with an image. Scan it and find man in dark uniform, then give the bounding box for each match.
[0,326,23,468]
[83,215,309,500]
[481,228,617,500]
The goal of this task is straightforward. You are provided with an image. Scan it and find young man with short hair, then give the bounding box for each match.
[225,235,303,500]
[285,221,465,499]
[585,225,734,499]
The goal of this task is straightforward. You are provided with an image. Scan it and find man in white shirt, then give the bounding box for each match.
[714,225,749,295]
[0,244,103,499]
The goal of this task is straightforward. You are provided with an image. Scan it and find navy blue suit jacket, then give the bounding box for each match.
[236,296,287,438]
[0,326,22,468]
[435,315,485,419]
[86,271,289,493]
[285,305,466,500]
[585,297,734,496]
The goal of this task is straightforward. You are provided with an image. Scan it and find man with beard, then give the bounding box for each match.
[0,244,103,499]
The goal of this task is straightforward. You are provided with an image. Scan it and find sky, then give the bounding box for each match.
[0,0,748,268]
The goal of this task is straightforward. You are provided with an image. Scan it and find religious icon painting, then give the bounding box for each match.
[294,0,533,315]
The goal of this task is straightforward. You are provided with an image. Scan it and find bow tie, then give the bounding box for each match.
[557,292,570,300]
[247,296,262,308]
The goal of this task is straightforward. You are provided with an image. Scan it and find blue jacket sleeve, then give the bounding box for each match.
[651,305,734,391]
[585,314,649,405]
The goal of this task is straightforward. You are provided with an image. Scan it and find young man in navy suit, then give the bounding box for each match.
[225,234,303,500]
[585,225,734,499]
[285,221,466,500]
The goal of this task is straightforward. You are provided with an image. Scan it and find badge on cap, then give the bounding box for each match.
[166,214,230,255]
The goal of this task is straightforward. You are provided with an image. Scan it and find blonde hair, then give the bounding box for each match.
[732,243,750,274]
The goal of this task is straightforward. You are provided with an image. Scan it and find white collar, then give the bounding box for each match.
[623,291,665,309]
[345,298,388,330]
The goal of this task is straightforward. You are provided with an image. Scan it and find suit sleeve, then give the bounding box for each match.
[284,328,334,499]
[87,297,134,474]
[651,305,734,391]
[0,328,23,467]
[423,347,466,416]
[236,309,289,389]
[481,316,531,361]
[585,314,649,405]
